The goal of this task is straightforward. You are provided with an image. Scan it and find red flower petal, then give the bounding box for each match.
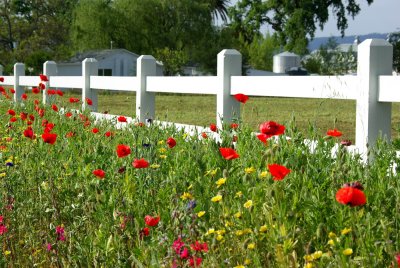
[335,187,366,207]
[268,164,291,180]
[234,93,249,104]
[219,147,239,160]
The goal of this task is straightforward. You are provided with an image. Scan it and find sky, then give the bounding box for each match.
[228,0,400,37]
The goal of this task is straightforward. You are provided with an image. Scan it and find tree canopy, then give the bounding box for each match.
[229,0,374,54]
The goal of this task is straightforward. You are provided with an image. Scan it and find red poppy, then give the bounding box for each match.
[201,132,208,139]
[335,187,366,207]
[39,74,48,82]
[29,114,35,121]
[47,89,56,95]
[44,123,55,133]
[189,257,202,267]
[42,133,57,144]
[27,121,33,125]
[144,215,160,226]
[141,227,150,236]
[38,108,45,117]
[66,132,75,138]
[34,100,40,105]
[20,112,28,120]
[92,128,99,134]
[256,133,268,144]
[117,116,127,122]
[0,77,3,82]
[190,241,208,252]
[219,147,239,160]
[210,123,217,132]
[116,144,131,158]
[51,104,58,112]
[0,86,4,92]
[268,164,291,181]
[92,169,105,179]
[56,89,63,96]
[166,137,176,148]
[259,121,285,138]
[39,83,45,90]
[395,254,400,266]
[234,93,249,104]
[230,123,239,129]
[10,117,17,123]
[23,127,35,139]
[104,131,112,137]
[10,88,15,94]
[132,158,149,168]
[86,98,93,105]
[32,87,40,94]
[42,119,49,127]
[180,248,189,259]
[7,109,15,116]
[69,98,80,103]
[327,129,342,137]
[65,112,72,118]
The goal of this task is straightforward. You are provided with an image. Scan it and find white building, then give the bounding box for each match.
[57,49,163,76]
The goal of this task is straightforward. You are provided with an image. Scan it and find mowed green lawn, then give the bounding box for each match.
[65,91,400,142]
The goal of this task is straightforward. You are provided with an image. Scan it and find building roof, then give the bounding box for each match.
[62,49,140,63]
[336,43,358,52]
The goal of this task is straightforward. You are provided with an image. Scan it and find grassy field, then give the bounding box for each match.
[65,91,400,142]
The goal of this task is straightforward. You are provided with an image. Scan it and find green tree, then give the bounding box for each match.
[228,0,374,54]
[247,33,279,71]
[387,32,400,73]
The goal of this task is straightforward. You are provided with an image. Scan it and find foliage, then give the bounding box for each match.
[246,33,279,71]
[302,37,357,75]
[155,48,188,76]
[0,0,78,73]
[228,0,374,54]
[0,79,400,266]
[387,31,400,73]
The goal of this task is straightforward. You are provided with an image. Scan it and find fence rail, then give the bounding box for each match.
[0,38,397,160]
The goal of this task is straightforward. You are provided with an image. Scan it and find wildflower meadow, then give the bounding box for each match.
[0,75,400,267]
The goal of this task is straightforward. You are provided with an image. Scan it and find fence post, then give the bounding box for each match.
[82,58,98,112]
[43,61,57,104]
[217,49,241,129]
[356,39,393,158]
[0,64,3,75]
[136,55,156,123]
[14,63,25,102]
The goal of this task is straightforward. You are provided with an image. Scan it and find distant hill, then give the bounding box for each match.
[308,33,388,51]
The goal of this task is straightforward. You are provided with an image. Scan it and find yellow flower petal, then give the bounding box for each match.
[197,211,206,217]
[342,248,353,256]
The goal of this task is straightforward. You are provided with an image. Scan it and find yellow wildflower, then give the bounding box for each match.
[216,229,226,235]
[150,164,160,169]
[216,177,227,188]
[205,168,218,176]
[159,154,167,159]
[312,251,323,260]
[303,255,313,262]
[225,221,233,227]
[247,243,255,249]
[211,195,222,202]
[235,191,243,198]
[158,140,164,145]
[243,228,252,234]
[235,230,244,236]
[341,227,352,235]
[244,259,252,265]
[187,184,193,190]
[197,211,206,217]
[328,232,336,239]
[41,181,49,190]
[4,250,11,256]
[233,265,245,268]
[234,211,242,218]
[206,228,215,235]
[259,225,268,233]
[305,263,313,268]
[0,173,6,178]
[327,239,335,246]
[216,234,224,241]
[343,248,353,256]
[158,147,166,153]
[259,171,268,179]
[180,192,193,200]
[243,200,253,209]
[244,167,255,174]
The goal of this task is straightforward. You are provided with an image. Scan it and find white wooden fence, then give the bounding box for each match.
[0,39,399,158]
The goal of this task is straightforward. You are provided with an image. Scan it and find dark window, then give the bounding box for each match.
[98,69,112,76]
